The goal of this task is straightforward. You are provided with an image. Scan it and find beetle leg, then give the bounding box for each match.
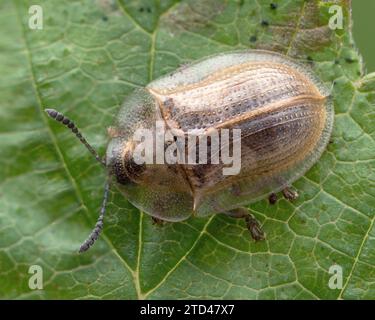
[152,216,165,226]
[268,193,277,205]
[282,187,299,201]
[225,208,265,241]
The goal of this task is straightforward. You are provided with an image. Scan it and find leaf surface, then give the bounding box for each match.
[0,0,374,299]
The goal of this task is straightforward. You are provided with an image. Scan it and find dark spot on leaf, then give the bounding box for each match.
[102,16,108,21]
[147,7,152,13]
[261,20,269,27]
[249,35,257,43]
[270,3,278,10]
[139,7,144,12]
[345,57,356,64]
[163,1,227,36]
[334,59,340,65]
[307,56,314,65]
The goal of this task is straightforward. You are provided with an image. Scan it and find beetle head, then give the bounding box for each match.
[106,137,147,185]
[105,88,157,185]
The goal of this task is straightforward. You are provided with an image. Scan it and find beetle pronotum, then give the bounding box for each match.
[46,50,333,253]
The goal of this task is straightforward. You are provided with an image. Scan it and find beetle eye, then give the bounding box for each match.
[109,147,146,186]
[110,153,131,185]
[123,155,146,182]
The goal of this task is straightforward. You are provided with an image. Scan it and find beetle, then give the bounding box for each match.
[45,50,333,253]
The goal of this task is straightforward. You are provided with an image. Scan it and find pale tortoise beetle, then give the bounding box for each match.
[45,50,334,253]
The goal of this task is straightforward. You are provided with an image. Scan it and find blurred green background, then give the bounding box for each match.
[353,0,375,72]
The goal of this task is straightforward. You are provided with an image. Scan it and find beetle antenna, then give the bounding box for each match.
[45,108,105,166]
[79,180,110,253]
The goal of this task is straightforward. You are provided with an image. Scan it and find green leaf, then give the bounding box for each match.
[0,0,374,299]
